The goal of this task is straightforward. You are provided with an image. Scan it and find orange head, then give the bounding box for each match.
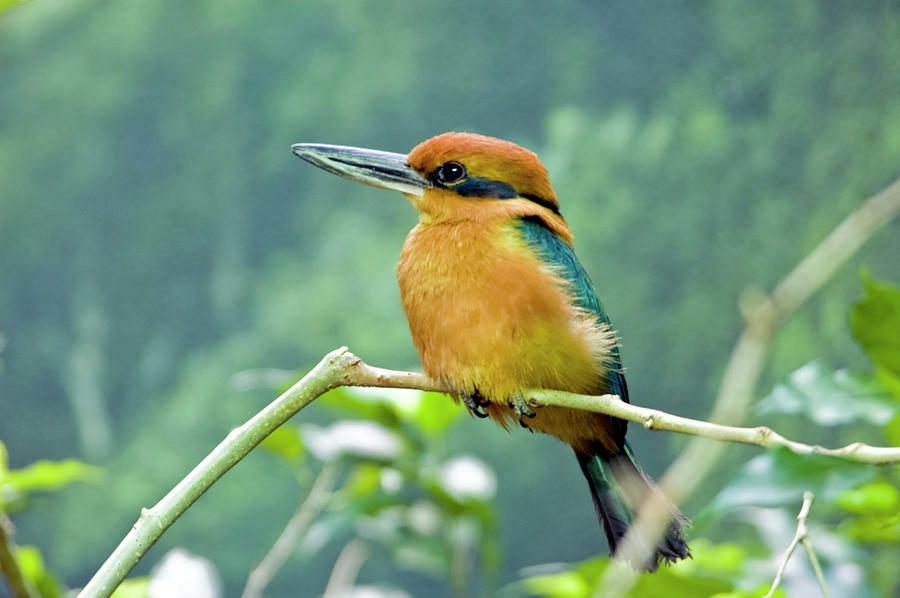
[404,132,559,217]
[292,132,564,227]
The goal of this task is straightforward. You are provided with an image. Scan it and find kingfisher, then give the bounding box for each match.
[292,132,689,570]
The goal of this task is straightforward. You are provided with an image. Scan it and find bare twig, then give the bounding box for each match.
[593,175,900,597]
[321,539,370,598]
[76,348,362,598]
[801,521,831,598]
[762,492,830,598]
[0,513,39,598]
[240,463,341,598]
[526,389,900,464]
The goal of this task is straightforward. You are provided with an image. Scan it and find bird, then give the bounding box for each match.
[291,131,690,570]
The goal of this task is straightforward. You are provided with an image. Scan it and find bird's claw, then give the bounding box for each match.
[509,396,536,429]
[461,391,490,418]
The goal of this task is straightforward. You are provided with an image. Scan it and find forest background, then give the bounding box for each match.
[2,2,900,597]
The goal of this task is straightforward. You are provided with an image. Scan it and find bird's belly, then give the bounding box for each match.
[406,290,617,451]
[397,222,620,452]
[398,237,606,400]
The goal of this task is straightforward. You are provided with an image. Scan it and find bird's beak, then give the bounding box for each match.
[291,143,426,197]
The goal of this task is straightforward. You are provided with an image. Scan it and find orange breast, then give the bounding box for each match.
[397,213,619,452]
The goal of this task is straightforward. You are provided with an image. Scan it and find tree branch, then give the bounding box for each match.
[240,462,340,598]
[321,539,370,598]
[525,389,900,464]
[762,492,830,598]
[78,348,900,598]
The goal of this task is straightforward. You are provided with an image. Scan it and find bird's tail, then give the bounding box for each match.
[574,446,690,571]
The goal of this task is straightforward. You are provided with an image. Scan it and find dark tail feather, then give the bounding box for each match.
[575,447,690,571]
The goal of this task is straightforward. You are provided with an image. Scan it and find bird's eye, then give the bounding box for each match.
[436,161,467,184]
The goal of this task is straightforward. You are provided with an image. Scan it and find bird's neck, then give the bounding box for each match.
[408,189,574,243]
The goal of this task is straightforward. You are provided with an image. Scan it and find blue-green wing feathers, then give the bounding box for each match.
[515,216,630,406]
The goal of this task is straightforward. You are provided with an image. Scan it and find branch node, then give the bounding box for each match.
[737,287,767,319]
[754,426,774,441]
[643,416,655,429]
[845,442,862,453]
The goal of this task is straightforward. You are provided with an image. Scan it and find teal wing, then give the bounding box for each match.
[515,216,630,409]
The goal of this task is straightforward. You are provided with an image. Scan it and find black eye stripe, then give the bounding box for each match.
[428,163,560,215]
[453,177,517,199]
[519,192,561,215]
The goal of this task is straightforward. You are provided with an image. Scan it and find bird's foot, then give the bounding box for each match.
[508,395,536,429]
[461,391,490,418]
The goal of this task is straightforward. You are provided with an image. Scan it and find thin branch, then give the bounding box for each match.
[802,532,831,598]
[762,492,830,598]
[528,389,900,464]
[321,539,370,598]
[593,175,900,596]
[0,513,39,598]
[329,359,900,464]
[240,462,340,598]
[763,492,811,598]
[76,347,362,598]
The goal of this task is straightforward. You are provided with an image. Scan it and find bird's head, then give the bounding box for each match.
[292,132,565,228]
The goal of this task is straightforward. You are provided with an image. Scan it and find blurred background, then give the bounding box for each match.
[2,1,900,597]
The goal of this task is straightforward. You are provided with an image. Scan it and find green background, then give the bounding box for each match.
[2,1,900,596]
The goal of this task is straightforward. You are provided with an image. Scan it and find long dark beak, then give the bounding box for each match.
[291,143,427,197]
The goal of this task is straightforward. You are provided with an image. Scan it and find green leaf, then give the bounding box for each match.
[0,1,36,17]
[0,458,101,506]
[630,568,732,598]
[524,569,591,598]
[345,463,385,498]
[316,387,403,429]
[317,387,462,437]
[754,361,895,426]
[0,440,8,474]
[110,577,150,598]
[524,550,739,598]
[712,586,787,598]
[260,425,305,463]
[669,538,747,581]
[412,391,463,436]
[839,512,900,543]
[17,545,64,598]
[884,413,900,446]
[837,481,900,515]
[877,367,900,401]
[851,273,900,378]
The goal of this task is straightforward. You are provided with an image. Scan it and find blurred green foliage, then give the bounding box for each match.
[14,546,64,598]
[852,272,900,380]
[520,541,781,598]
[2,0,900,596]
[272,386,496,596]
[0,441,100,513]
[0,440,94,597]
